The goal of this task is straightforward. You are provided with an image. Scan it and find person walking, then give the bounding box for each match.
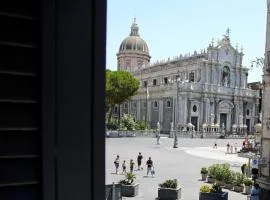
[213,141,217,149]
[226,143,230,153]
[234,142,238,153]
[250,183,260,200]
[114,155,120,174]
[230,144,233,154]
[130,159,135,174]
[146,157,153,176]
[122,160,126,174]
[137,152,143,170]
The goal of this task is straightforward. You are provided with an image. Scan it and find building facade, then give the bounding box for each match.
[257,0,270,197]
[118,20,260,134]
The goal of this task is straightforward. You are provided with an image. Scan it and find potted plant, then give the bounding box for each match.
[243,178,253,194]
[158,179,181,200]
[223,170,234,190]
[199,183,228,200]
[215,166,224,186]
[207,165,217,183]
[201,167,208,181]
[119,172,139,197]
[233,172,244,193]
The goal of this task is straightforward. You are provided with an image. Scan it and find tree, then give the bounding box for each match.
[251,57,264,69]
[106,70,140,122]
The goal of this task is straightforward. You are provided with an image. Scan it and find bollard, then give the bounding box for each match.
[112,182,115,200]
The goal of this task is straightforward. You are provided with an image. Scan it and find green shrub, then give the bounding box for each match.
[121,114,136,130]
[201,167,208,174]
[211,183,222,193]
[159,179,178,189]
[243,178,253,186]
[223,169,234,184]
[200,183,222,193]
[200,184,212,193]
[135,120,149,130]
[106,118,119,130]
[119,172,136,185]
[233,172,244,186]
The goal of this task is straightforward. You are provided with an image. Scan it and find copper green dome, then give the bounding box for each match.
[118,19,149,54]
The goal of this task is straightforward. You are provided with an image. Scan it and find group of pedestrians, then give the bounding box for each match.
[213,141,238,153]
[226,142,238,153]
[113,152,155,177]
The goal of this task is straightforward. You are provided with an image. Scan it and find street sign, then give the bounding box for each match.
[252,158,259,169]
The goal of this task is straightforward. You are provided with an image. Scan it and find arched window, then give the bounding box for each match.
[153,101,158,108]
[166,100,171,108]
[193,105,197,112]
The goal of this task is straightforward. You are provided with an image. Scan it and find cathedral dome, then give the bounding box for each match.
[118,19,149,54]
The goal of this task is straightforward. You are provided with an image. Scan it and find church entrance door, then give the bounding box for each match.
[246,119,250,133]
[191,117,198,131]
[220,113,227,131]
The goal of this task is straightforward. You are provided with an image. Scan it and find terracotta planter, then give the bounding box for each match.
[244,185,251,194]
[199,191,228,200]
[233,185,244,193]
[223,183,233,190]
[201,173,207,181]
[158,187,181,200]
[207,177,216,183]
[121,183,139,197]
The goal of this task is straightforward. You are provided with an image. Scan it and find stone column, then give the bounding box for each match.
[172,97,176,127]
[182,96,188,124]
[204,98,210,123]
[137,100,140,120]
[159,99,163,124]
[187,99,191,123]
[234,101,239,125]
[215,99,220,124]
[200,100,204,124]
[147,100,151,125]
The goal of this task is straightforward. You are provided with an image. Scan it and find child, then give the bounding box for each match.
[122,160,126,174]
[130,159,135,174]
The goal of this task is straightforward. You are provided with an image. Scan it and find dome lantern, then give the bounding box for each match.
[130,18,139,36]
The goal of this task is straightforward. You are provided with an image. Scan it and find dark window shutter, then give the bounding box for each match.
[0,1,41,199]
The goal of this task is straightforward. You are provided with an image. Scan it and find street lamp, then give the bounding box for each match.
[172,71,189,148]
[173,71,182,148]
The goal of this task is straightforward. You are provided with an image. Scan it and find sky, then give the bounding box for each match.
[106,0,266,83]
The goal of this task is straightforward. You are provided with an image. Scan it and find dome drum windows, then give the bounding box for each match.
[166,100,171,108]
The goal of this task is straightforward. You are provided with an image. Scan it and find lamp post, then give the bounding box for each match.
[172,71,189,148]
[173,71,181,148]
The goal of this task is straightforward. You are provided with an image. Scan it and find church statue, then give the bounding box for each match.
[224,76,228,87]
[210,113,215,125]
[239,115,243,126]
[222,123,225,133]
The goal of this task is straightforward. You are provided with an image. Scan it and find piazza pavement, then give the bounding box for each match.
[106,137,250,200]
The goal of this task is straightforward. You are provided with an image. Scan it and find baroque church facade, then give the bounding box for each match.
[117,19,260,134]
